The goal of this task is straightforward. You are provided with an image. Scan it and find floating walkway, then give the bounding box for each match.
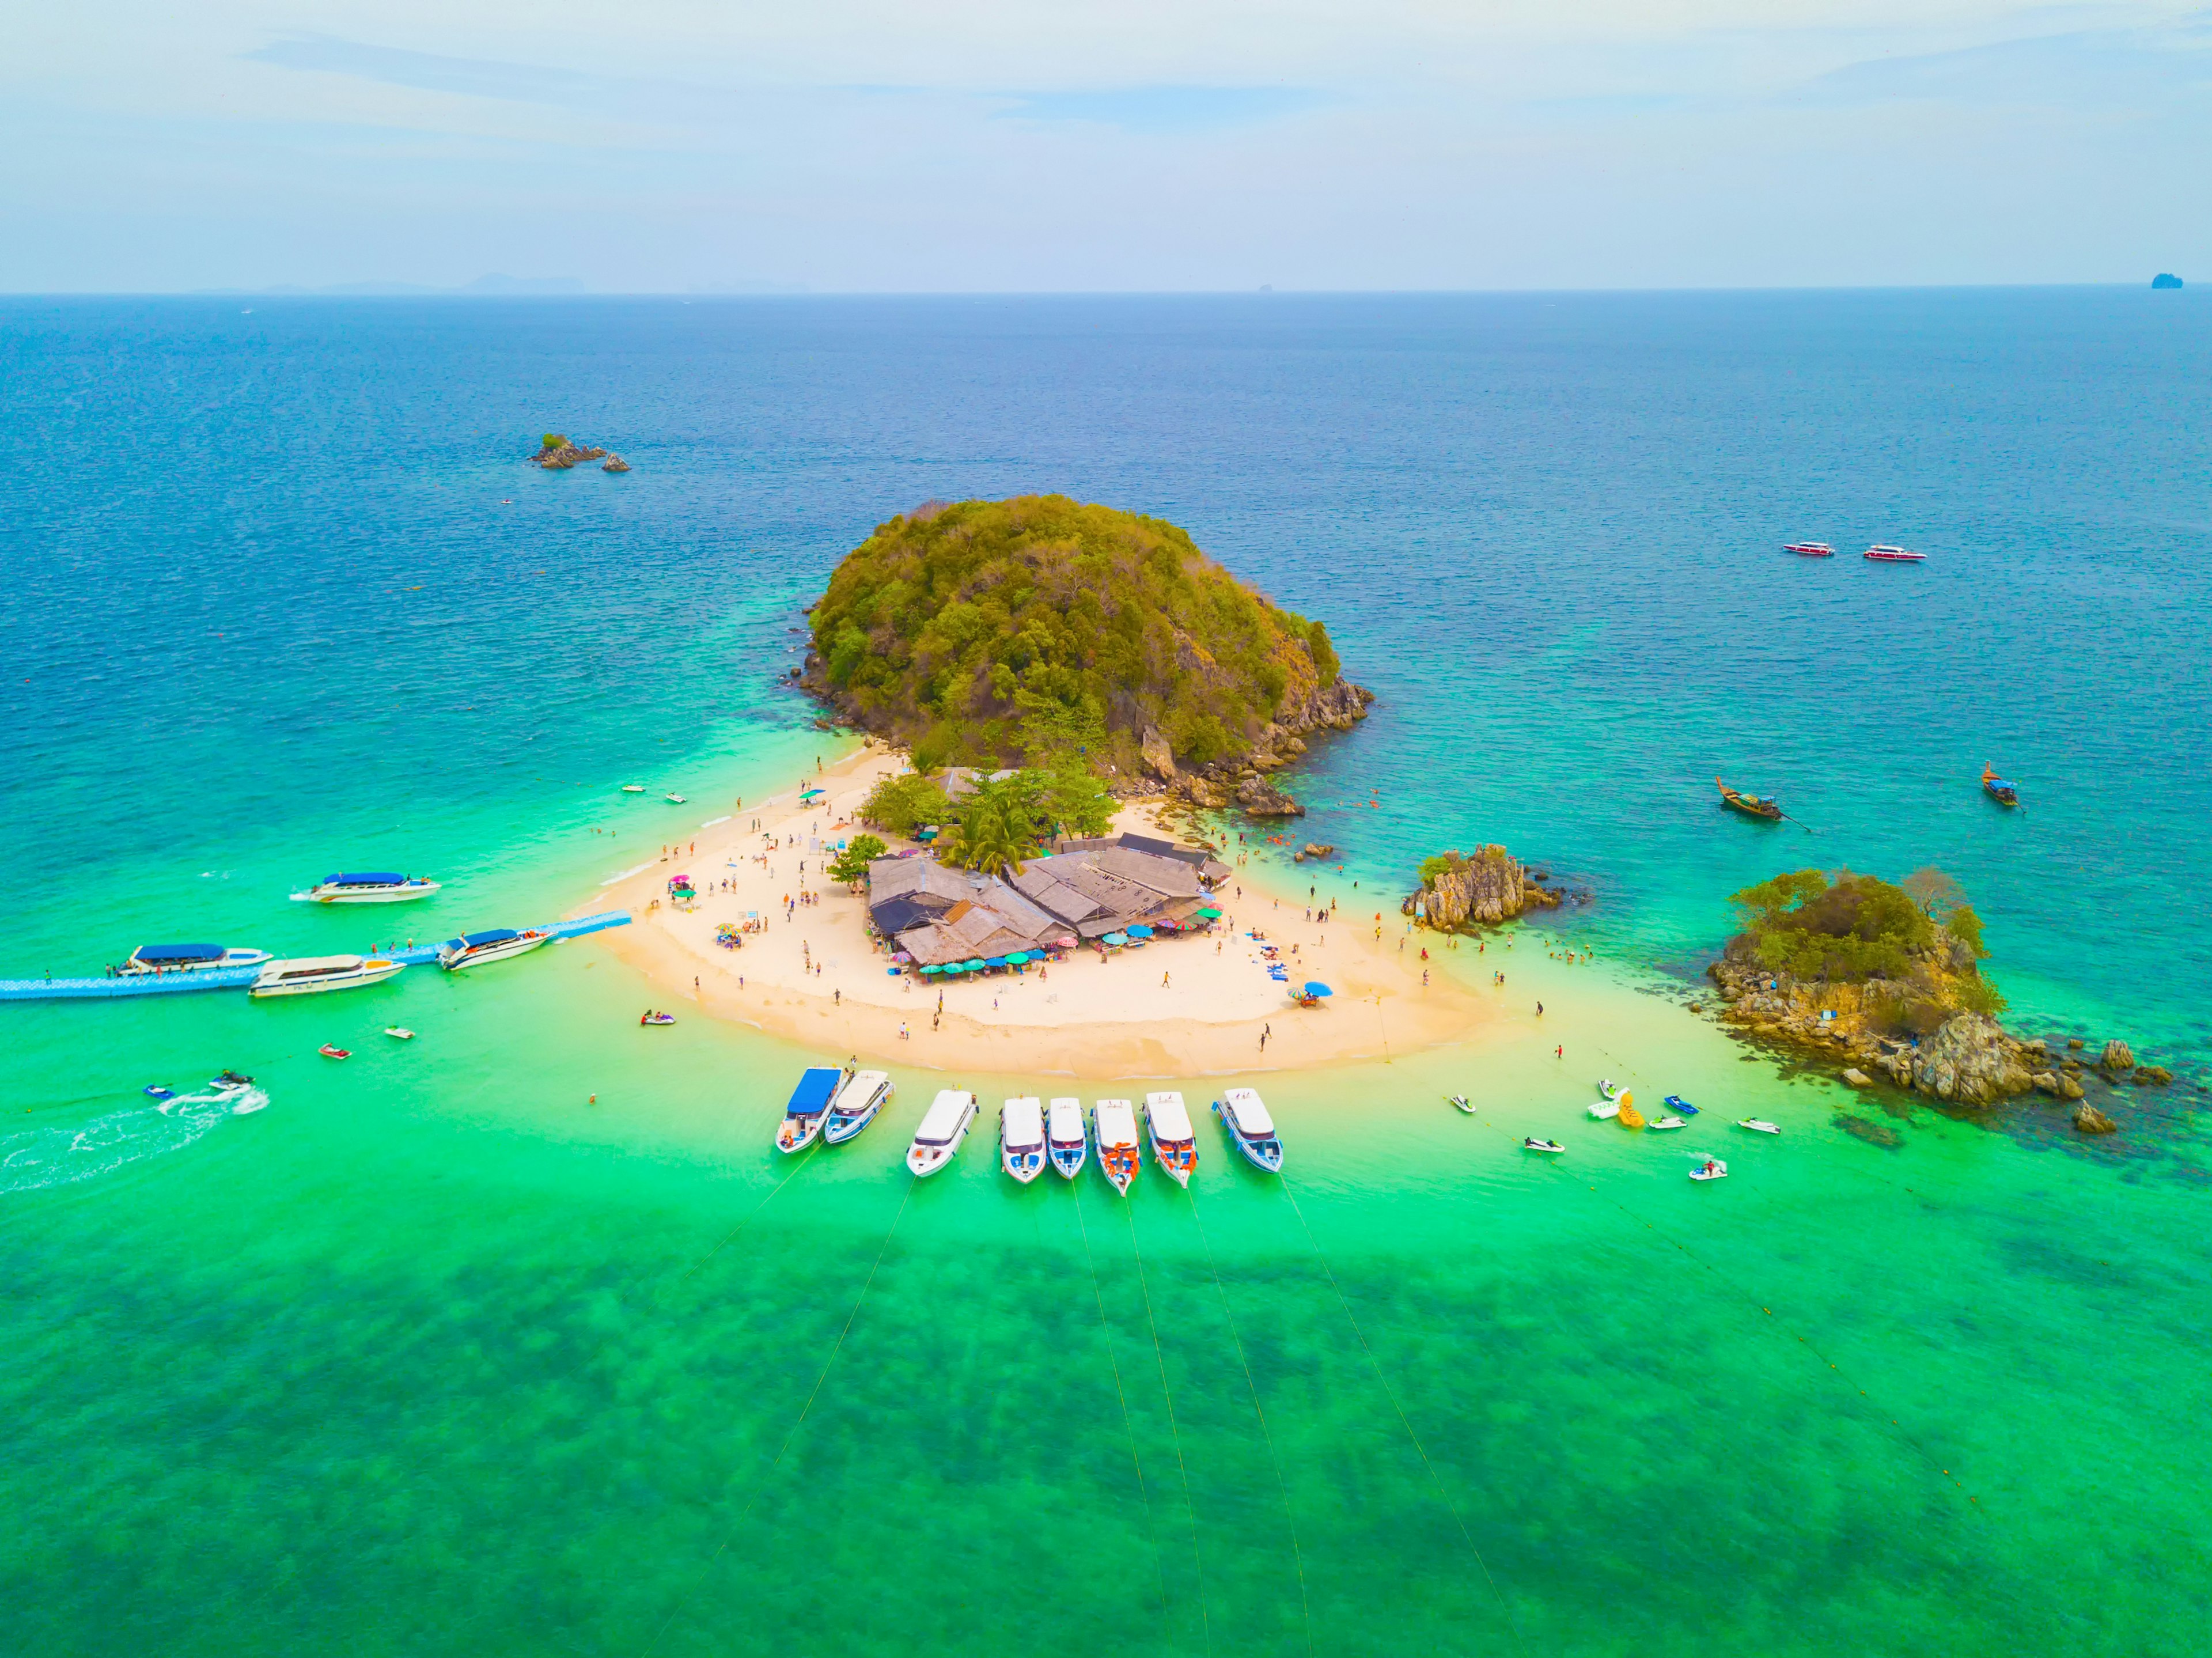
[0,911,633,1002]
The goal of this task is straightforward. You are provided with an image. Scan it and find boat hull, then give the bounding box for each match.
[438,934,550,972]
[291,882,441,905]
[249,960,405,998]
[776,1116,827,1154]
[1049,1146,1087,1180]
[823,1103,882,1144]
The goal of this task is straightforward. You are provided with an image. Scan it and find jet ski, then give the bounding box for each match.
[1737,1118,1781,1135]
[318,1044,350,1059]
[1690,1158,1729,1182]
[1649,1115,1687,1130]
[211,1070,255,1090]
[1664,1094,1700,1115]
[1523,1137,1566,1154]
[1446,1094,1475,1114]
[142,1085,174,1100]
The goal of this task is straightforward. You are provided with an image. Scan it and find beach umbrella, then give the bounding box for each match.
[1302,982,1334,998]
[1126,923,1154,939]
[1101,932,1128,947]
[963,958,987,972]
[986,955,1010,968]
[1195,907,1223,919]
[1055,935,1077,948]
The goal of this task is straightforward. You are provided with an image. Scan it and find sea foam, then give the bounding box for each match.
[0,1085,268,1195]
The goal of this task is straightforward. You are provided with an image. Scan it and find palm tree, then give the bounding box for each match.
[940,800,1039,877]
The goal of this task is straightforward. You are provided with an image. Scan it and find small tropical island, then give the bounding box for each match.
[1706,867,2171,1133]
[802,495,1373,817]
[531,433,629,471]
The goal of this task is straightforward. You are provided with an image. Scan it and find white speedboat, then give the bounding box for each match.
[1047,1096,1088,1179]
[436,928,551,971]
[777,1065,849,1153]
[1737,1118,1781,1135]
[907,1089,978,1176]
[666,793,687,804]
[621,784,645,793]
[1649,1115,1687,1130]
[1524,1137,1566,1154]
[823,1069,894,1144]
[289,871,441,904]
[1215,1089,1283,1174]
[121,942,271,976]
[1588,1099,1622,1119]
[248,955,405,997]
[1142,1092,1199,1187]
[1001,1096,1046,1184]
[1691,1158,1730,1181]
[1093,1100,1141,1194]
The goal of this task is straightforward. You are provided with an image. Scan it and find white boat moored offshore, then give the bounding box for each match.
[907,1089,979,1176]
[823,1069,895,1145]
[1047,1096,1088,1180]
[621,784,646,793]
[289,872,441,904]
[1215,1088,1283,1174]
[1000,1096,1046,1183]
[248,955,404,997]
[1093,1100,1141,1194]
[777,1065,850,1153]
[120,942,271,976]
[1142,1091,1198,1187]
[435,928,551,971]
[1737,1118,1782,1135]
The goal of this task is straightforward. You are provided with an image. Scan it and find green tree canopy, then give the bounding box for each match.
[858,773,950,838]
[827,833,888,885]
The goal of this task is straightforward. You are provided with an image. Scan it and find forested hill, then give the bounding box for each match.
[804,495,1357,775]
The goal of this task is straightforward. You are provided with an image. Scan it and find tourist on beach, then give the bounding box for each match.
[1536,1001,1544,1015]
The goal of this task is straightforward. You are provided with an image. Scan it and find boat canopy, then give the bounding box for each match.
[785,1067,843,1117]
[324,872,407,886]
[1223,1088,1276,1136]
[914,1089,974,1145]
[266,955,367,977]
[1047,1097,1085,1141]
[1094,1100,1139,1144]
[1145,1092,1195,1141]
[832,1070,890,1114]
[1002,1096,1044,1145]
[458,929,520,948]
[132,943,227,964]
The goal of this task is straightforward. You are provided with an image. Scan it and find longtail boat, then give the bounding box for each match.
[1981,764,2018,807]
[1716,778,1784,821]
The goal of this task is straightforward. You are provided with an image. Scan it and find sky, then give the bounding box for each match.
[2,1,2207,291]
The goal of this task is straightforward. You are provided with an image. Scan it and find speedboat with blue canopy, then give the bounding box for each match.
[291,872,442,904]
[777,1065,850,1153]
[1215,1088,1283,1174]
[823,1069,894,1145]
[122,942,271,976]
[435,928,550,971]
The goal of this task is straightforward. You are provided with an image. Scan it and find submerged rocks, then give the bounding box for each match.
[1841,1068,1874,1089]
[1835,1113,1904,1148]
[1292,842,1335,864]
[1407,845,1562,930]
[2034,1070,2086,1100]
[2134,1064,2173,1085]
[2074,1103,2117,1135]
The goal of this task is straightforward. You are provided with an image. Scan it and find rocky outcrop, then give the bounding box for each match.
[1236,774,1304,817]
[1910,1012,2035,1106]
[1141,726,1177,781]
[532,438,609,470]
[1842,1068,1873,1089]
[1293,842,1334,863]
[602,456,631,472]
[1276,679,1374,738]
[2101,1040,2135,1073]
[1405,846,1563,930]
[2134,1064,2173,1086]
[2074,1103,2116,1134]
[2035,1070,2086,1100]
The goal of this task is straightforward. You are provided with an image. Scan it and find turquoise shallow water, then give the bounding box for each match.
[3,293,2209,1653]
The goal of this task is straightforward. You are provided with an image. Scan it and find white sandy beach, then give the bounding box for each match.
[578,743,1505,1078]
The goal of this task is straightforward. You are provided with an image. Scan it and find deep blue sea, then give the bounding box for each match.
[4,293,2209,1656]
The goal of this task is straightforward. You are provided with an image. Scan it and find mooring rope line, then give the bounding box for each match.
[639,1175,915,1657]
[1277,1174,1532,1658]
[1121,1191,1215,1658]
[652,1138,822,1305]
[1177,1190,1317,1658]
[1467,1106,1990,1518]
[1072,1176,1174,1644]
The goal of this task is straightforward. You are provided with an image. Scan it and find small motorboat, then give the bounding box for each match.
[1982,764,2018,807]
[1649,1116,1688,1130]
[824,1069,895,1144]
[142,1085,174,1100]
[1737,1118,1782,1135]
[1663,1094,1700,1116]
[437,928,551,972]
[1215,1089,1284,1174]
[249,955,405,998]
[290,872,441,905]
[318,1044,350,1059]
[122,942,272,976]
[1523,1137,1566,1154]
[384,1027,415,1040]
[666,793,687,804]
[621,784,646,793]
[906,1089,979,1176]
[1142,1092,1199,1187]
[776,1065,849,1153]
[1447,1094,1475,1114]
[1046,1096,1088,1179]
[640,1011,676,1025]
[1690,1158,1729,1181]
[1000,1096,1046,1184]
[1588,1099,1622,1119]
[1783,542,1835,557]
[1715,778,1784,822]
[1863,545,1926,563]
[210,1070,255,1090]
[1093,1100,1142,1194]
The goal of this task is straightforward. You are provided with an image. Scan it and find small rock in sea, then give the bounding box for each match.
[1687,1000,1703,1013]
[2034,1070,2086,1100]
[2073,1102,2117,1135]
[2133,1064,2173,1086]
[1835,1112,1903,1148]
[1842,1068,1874,1088]
[602,456,630,472]
[2101,1039,2135,1072]
[2068,1038,2086,1050]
